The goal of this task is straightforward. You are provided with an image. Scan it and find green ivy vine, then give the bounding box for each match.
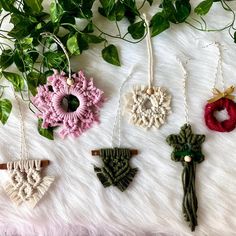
[0,0,234,139]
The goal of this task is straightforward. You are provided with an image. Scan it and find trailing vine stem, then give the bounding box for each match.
[185,0,236,39]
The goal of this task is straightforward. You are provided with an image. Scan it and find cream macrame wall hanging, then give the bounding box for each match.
[0,92,54,208]
[124,14,171,129]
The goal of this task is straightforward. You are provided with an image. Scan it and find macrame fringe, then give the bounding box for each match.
[4,160,54,208]
[182,162,198,231]
[94,148,138,192]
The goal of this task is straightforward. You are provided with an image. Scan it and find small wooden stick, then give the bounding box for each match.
[91,149,138,156]
[0,160,50,170]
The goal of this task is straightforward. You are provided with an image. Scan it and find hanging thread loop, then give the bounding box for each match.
[143,14,154,90]
[40,32,73,85]
[177,57,190,125]
[13,90,29,160]
[112,70,134,148]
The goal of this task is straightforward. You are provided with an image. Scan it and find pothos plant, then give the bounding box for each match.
[0,0,234,139]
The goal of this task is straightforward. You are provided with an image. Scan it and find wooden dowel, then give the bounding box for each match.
[91,149,138,156]
[0,160,50,170]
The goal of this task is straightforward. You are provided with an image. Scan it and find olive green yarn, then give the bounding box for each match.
[166,123,205,231]
[94,148,138,192]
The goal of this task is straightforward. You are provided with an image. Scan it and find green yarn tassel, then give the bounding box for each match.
[166,123,205,231]
[94,148,138,191]
[182,162,198,231]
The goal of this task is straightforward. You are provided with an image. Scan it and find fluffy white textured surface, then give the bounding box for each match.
[1,1,236,235]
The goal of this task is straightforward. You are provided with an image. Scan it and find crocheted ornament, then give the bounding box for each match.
[4,160,54,208]
[124,14,172,129]
[204,86,236,132]
[166,124,205,231]
[33,70,104,138]
[94,148,138,192]
[124,85,171,128]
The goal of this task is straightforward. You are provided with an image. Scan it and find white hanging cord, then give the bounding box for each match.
[13,90,29,160]
[214,42,225,90]
[40,32,72,80]
[143,14,154,89]
[177,58,190,124]
[112,69,134,148]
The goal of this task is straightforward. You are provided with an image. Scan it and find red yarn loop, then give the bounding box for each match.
[204,98,236,132]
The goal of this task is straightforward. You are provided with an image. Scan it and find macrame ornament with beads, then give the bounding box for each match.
[124,14,171,129]
[92,73,138,192]
[204,42,236,132]
[166,58,206,231]
[1,92,54,208]
[33,33,104,138]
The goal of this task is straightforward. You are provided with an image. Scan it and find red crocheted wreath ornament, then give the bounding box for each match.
[204,98,236,132]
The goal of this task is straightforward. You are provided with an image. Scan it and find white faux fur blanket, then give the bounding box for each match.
[1,1,236,235]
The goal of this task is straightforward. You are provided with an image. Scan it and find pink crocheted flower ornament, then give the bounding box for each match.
[33,70,104,138]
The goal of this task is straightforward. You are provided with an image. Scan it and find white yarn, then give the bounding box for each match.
[143,13,154,89]
[5,160,55,208]
[124,85,171,129]
[205,42,226,90]
[176,57,190,124]
[112,71,134,147]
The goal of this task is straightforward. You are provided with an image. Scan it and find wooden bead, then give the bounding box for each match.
[67,78,74,86]
[184,155,192,162]
[146,87,154,95]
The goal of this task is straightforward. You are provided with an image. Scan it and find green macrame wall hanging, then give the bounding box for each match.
[92,148,138,192]
[91,73,139,192]
[166,58,206,231]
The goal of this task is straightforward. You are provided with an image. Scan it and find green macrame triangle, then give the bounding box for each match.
[94,148,138,192]
[166,123,205,231]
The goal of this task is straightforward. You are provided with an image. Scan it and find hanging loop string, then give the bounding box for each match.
[214,42,225,91]
[177,57,190,124]
[13,90,29,160]
[40,32,72,81]
[203,42,225,90]
[112,69,134,148]
[143,14,154,89]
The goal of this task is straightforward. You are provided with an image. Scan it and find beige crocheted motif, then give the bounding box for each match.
[124,85,171,129]
[5,160,54,208]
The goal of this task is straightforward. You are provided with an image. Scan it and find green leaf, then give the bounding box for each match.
[8,14,37,40]
[0,0,20,13]
[83,21,94,33]
[38,118,54,140]
[128,20,145,39]
[100,0,115,15]
[43,51,66,68]
[27,72,46,96]
[0,50,14,70]
[66,33,80,55]
[102,44,120,66]
[50,1,64,23]
[14,50,38,72]
[0,99,12,125]
[82,34,105,44]
[2,71,24,91]
[194,0,213,15]
[150,12,170,37]
[175,0,191,22]
[23,0,43,14]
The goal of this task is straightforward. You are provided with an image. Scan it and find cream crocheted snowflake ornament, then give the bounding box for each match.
[124,85,171,129]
